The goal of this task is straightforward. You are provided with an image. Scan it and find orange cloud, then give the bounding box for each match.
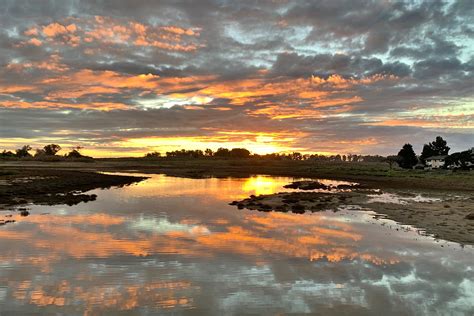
[26,17,203,52]
[27,38,42,46]
[24,27,38,36]
[42,22,77,37]
[0,84,38,93]
[161,26,200,36]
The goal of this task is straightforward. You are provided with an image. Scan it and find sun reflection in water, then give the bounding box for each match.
[241,176,289,196]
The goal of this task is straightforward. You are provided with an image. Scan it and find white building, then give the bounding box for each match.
[425,155,447,169]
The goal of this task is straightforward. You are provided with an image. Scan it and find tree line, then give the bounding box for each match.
[145,147,386,162]
[0,144,92,161]
[392,136,473,170]
[3,137,471,169]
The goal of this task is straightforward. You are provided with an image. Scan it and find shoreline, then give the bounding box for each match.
[1,158,474,192]
[230,182,474,245]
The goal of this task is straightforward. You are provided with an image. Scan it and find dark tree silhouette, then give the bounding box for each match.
[229,148,250,158]
[290,152,303,160]
[397,144,418,169]
[16,145,32,158]
[66,147,85,158]
[144,151,161,158]
[420,136,450,162]
[445,150,474,170]
[166,149,204,158]
[43,144,62,156]
[0,150,15,158]
[214,148,230,157]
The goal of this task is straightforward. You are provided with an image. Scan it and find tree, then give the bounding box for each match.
[43,144,61,156]
[214,148,230,157]
[16,145,32,158]
[204,148,214,157]
[445,150,474,170]
[165,149,204,158]
[66,149,84,158]
[144,151,161,158]
[65,146,85,158]
[290,152,303,160]
[229,148,250,158]
[397,143,418,169]
[420,136,450,162]
[0,150,15,158]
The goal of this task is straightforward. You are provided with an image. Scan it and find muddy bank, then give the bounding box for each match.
[0,169,147,207]
[230,181,474,245]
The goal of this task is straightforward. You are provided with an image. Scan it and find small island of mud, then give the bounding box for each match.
[230,180,474,245]
[0,169,147,207]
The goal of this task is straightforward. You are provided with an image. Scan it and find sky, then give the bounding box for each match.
[0,0,473,157]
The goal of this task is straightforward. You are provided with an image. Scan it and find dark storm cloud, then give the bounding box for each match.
[0,0,472,155]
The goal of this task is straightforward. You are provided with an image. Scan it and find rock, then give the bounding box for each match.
[284,181,329,190]
[20,210,30,217]
[465,213,474,220]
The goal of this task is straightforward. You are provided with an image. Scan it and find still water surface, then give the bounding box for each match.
[0,174,473,315]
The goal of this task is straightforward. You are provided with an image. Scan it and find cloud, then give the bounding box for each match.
[42,22,77,37]
[0,0,472,155]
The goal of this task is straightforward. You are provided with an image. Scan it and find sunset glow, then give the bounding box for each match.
[0,1,473,156]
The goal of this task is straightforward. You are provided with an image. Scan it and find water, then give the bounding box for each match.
[0,174,473,315]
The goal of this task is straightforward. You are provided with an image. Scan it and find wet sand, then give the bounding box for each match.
[230,181,474,245]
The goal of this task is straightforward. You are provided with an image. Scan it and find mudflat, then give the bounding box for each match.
[0,168,147,207]
[230,181,474,245]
